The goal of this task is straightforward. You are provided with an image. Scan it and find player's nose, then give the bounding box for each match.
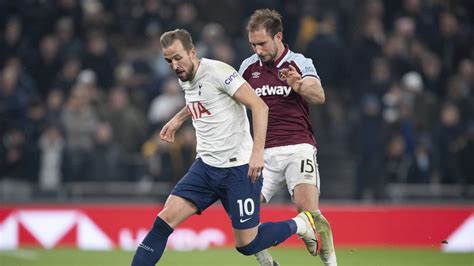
[255,46,264,56]
[170,60,179,71]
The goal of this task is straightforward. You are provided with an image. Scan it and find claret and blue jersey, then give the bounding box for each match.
[239,45,319,149]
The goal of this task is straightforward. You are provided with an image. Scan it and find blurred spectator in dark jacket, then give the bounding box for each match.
[432,103,463,184]
[21,99,47,179]
[0,126,28,181]
[383,34,413,80]
[0,63,31,121]
[419,52,444,97]
[406,136,436,183]
[138,0,164,37]
[82,31,116,90]
[445,78,472,126]
[0,16,32,67]
[305,12,348,89]
[354,95,385,200]
[456,122,474,185]
[396,0,437,44]
[105,87,147,155]
[55,16,83,59]
[430,11,470,78]
[28,35,61,99]
[90,122,123,181]
[384,133,411,185]
[446,59,474,122]
[45,89,65,126]
[365,57,392,98]
[171,2,203,40]
[53,0,83,35]
[52,56,82,96]
[195,23,228,60]
[351,17,385,89]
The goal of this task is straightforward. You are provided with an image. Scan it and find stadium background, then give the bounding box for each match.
[0,0,473,265]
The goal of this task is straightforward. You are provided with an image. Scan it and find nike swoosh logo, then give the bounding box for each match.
[239,217,252,223]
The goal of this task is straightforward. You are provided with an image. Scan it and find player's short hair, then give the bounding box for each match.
[247,9,283,37]
[160,29,194,51]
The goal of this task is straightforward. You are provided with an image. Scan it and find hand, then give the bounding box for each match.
[159,118,182,143]
[247,150,264,183]
[280,65,303,92]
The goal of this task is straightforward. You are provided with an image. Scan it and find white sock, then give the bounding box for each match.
[292,215,307,235]
[321,252,337,266]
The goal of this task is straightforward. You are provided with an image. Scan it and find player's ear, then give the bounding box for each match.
[189,47,196,59]
[274,32,283,42]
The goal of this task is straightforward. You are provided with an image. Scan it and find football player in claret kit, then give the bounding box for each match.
[239,9,338,266]
[131,29,319,266]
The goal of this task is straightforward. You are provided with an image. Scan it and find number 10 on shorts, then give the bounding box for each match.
[237,198,255,217]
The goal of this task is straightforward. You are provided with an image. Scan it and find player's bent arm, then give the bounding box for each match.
[233,82,268,152]
[233,82,268,181]
[159,106,191,143]
[297,77,325,105]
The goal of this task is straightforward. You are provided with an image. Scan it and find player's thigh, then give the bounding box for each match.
[293,183,320,212]
[284,144,320,196]
[158,195,197,228]
[261,149,287,202]
[261,168,286,203]
[220,164,262,235]
[168,159,219,222]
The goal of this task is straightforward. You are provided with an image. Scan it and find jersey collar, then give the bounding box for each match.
[258,44,290,68]
[275,44,290,68]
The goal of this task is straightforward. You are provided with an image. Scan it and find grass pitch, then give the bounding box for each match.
[0,247,473,266]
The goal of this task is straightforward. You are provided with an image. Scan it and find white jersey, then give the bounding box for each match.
[179,58,253,168]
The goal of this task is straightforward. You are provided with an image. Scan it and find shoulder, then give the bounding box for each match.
[286,50,313,67]
[202,58,240,86]
[203,58,230,69]
[286,50,318,78]
[203,58,235,75]
[239,54,260,74]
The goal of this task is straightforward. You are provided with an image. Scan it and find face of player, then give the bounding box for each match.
[162,40,197,82]
[248,28,283,63]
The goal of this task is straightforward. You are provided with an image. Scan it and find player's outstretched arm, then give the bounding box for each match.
[282,65,325,105]
[159,106,191,143]
[233,82,268,182]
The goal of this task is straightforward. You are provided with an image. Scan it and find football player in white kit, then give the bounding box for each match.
[131,29,319,266]
[239,9,338,266]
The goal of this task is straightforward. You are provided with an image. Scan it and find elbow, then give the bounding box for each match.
[260,102,269,117]
[262,102,269,113]
[318,93,325,104]
[257,99,269,113]
[311,92,325,105]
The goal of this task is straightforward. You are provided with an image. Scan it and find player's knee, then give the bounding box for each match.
[260,194,267,203]
[236,238,260,256]
[157,210,175,227]
[295,199,313,211]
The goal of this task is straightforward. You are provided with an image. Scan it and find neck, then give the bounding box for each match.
[275,41,286,61]
[190,58,200,81]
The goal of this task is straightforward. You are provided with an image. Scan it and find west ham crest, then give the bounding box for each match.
[278,68,287,81]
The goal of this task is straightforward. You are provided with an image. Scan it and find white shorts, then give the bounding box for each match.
[261,143,321,202]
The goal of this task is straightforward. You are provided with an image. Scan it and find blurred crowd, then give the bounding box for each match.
[0,0,473,199]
